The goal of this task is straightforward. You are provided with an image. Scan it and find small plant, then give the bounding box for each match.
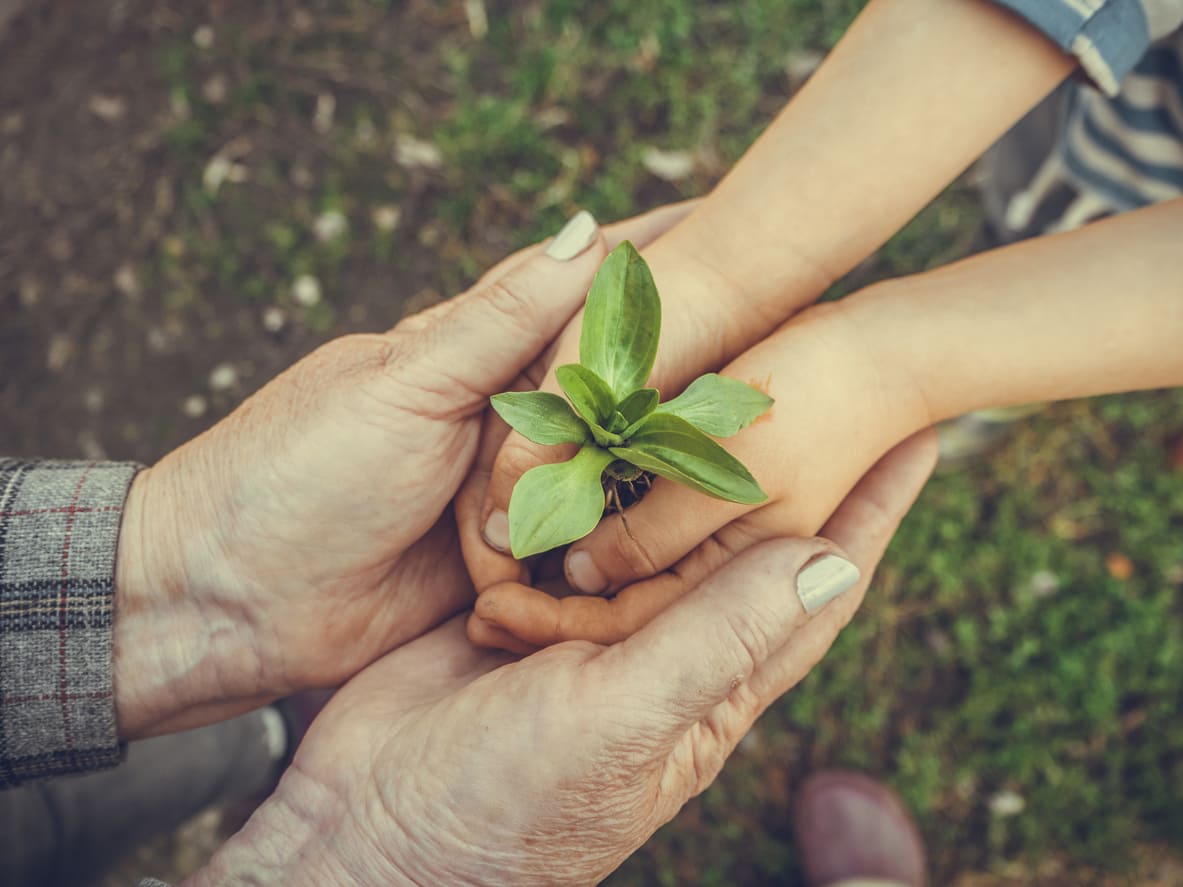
[490,241,773,559]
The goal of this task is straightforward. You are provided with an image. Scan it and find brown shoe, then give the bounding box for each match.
[791,770,927,887]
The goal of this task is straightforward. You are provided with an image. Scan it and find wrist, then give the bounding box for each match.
[803,290,935,438]
[648,205,834,330]
[113,466,264,738]
[185,767,375,887]
[638,233,821,390]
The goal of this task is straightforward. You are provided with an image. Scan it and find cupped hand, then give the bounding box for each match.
[466,292,936,649]
[456,215,837,616]
[186,430,935,887]
[112,204,693,738]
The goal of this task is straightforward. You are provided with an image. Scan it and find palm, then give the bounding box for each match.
[157,332,489,690]
[290,619,707,886]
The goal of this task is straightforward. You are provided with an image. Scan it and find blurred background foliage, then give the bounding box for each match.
[1,1,1180,884]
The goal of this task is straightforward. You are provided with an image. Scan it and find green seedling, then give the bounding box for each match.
[490,241,773,559]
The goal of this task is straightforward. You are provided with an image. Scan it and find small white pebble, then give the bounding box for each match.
[371,205,402,232]
[193,25,215,50]
[87,95,127,122]
[19,277,41,308]
[77,430,107,461]
[261,306,286,333]
[784,49,825,87]
[988,790,1026,818]
[83,388,105,414]
[641,146,695,182]
[394,134,443,170]
[146,327,169,354]
[1028,569,1060,599]
[114,264,140,299]
[292,274,322,307]
[47,334,73,372]
[203,155,233,196]
[314,209,348,242]
[313,92,336,134]
[202,74,229,105]
[208,363,238,392]
[183,394,209,418]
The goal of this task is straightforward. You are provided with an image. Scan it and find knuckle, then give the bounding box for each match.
[494,434,550,489]
[606,516,661,578]
[480,277,543,339]
[841,490,898,547]
[718,601,779,677]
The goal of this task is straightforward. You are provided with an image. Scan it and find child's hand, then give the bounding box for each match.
[463,295,935,649]
[455,214,835,617]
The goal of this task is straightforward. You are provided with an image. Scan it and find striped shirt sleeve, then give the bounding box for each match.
[993,0,1183,94]
[0,459,140,786]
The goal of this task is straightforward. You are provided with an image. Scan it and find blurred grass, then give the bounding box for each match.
[107,0,1183,882]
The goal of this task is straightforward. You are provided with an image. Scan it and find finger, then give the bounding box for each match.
[819,427,938,564]
[602,199,699,250]
[747,428,938,706]
[474,573,688,647]
[477,430,936,649]
[394,212,607,406]
[563,478,761,594]
[470,200,699,296]
[560,319,888,593]
[593,537,862,738]
[457,411,530,591]
[465,611,539,656]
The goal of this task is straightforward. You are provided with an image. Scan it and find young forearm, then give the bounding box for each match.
[663,0,1074,316]
[850,197,1183,425]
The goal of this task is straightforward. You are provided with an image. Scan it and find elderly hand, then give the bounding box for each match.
[110,204,694,738]
[185,430,935,887]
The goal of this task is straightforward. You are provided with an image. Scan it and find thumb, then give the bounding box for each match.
[399,210,604,401]
[596,537,861,737]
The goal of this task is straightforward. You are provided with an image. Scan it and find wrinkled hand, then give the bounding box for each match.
[186,431,935,887]
[111,205,692,738]
[464,285,935,650]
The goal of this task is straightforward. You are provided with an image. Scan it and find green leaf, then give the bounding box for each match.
[556,364,617,427]
[655,373,774,438]
[617,387,660,426]
[508,446,616,558]
[490,391,589,446]
[580,241,661,398]
[611,413,767,504]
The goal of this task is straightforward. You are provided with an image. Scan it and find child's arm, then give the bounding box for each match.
[463,0,1079,595]
[469,196,1183,648]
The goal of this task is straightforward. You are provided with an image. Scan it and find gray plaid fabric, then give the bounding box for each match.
[0,458,140,787]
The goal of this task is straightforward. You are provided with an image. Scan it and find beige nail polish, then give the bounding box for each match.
[796,554,860,614]
[545,210,598,261]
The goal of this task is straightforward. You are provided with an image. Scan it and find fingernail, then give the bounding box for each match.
[566,550,608,594]
[483,510,511,553]
[545,210,598,261]
[796,554,860,614]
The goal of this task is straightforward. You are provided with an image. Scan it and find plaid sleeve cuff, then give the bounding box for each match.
[0,459,141,787]
[992,0,1155,95]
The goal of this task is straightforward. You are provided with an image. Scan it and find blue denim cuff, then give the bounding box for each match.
[993,0,1151,94]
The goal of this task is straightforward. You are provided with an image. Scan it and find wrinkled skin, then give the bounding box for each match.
[113,204,695,738]
[188,430,936,887]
